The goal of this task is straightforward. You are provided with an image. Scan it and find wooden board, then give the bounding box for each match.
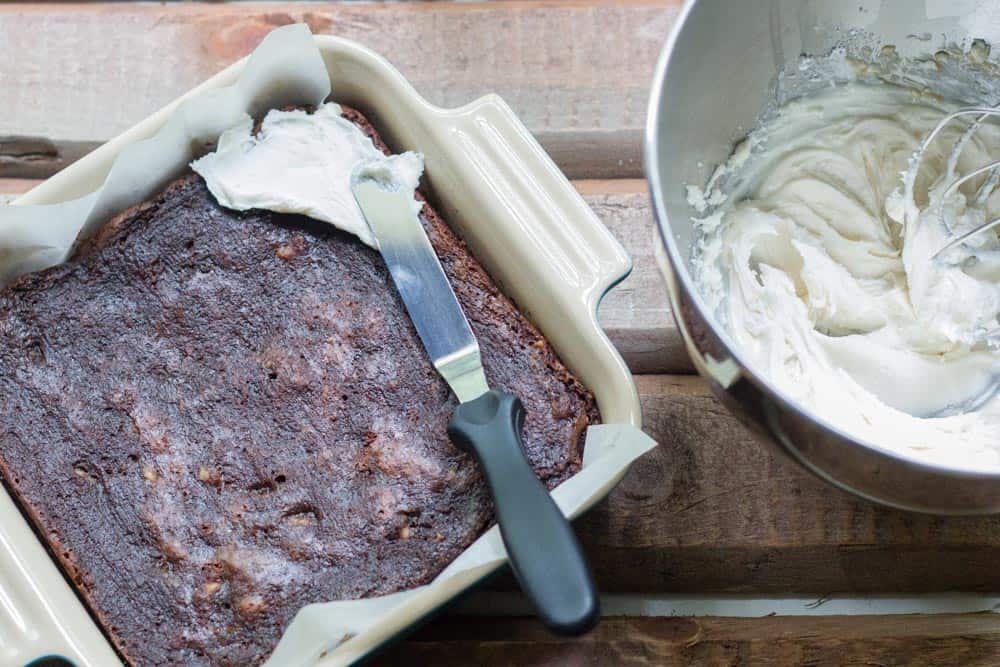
[374,614,1000,666]
[580,180,689,373]
[0,177,692,373]
[557,376,1000,594]
[0,1,680,179]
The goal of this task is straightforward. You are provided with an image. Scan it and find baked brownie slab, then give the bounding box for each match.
[0,109,597,665]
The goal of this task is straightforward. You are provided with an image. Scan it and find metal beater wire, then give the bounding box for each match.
[912,107,1000,259]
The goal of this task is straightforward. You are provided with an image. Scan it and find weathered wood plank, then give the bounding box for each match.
[375,614,1000,666]
[0,177,691,373]
[0,1,680,179]
[580,180,689,373]
[555,376,1000,594]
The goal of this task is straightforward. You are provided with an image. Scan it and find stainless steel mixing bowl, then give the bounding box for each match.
[646,0,1000,514]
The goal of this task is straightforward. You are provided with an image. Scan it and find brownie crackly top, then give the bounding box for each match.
[0,107,598,666]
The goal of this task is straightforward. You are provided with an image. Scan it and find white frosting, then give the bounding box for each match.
[693,82,1000,468]
[191,103,424,249]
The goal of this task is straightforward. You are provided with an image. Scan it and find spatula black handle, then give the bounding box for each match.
[448,389,599,635]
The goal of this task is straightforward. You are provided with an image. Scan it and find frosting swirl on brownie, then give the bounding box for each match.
[192,103,423,249]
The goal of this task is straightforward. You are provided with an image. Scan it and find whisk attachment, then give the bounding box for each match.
[932,205,1000,259]
[910,106,1000,259]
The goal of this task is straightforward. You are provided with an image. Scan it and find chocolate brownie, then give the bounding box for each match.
[0,108,597,665]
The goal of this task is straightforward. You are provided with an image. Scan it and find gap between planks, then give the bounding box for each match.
[454,591,1000,618]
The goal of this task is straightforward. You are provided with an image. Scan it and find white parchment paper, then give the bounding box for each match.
[0,25,330,284]
[0,24,657,667]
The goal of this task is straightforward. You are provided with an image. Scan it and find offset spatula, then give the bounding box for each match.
[352,177,599,635]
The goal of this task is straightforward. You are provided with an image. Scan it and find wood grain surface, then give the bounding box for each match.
[584,180,690,374]
[481,375,1000,594]
[374,614,1000,666]
[0,1,680,179]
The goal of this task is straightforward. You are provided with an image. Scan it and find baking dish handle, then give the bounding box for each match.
[428,94,641,429]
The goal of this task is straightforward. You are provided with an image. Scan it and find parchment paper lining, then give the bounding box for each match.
[0,24,656,666]
[0,25,329,286]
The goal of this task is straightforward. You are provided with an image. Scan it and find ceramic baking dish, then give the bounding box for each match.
[3,34,641,666]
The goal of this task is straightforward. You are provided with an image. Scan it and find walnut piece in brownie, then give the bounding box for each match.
[0,108,597,666]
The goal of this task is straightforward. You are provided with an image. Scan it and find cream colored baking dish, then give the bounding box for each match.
[4,34,640,666]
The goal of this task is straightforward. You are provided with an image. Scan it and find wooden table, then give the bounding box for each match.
[4,2,1000,664]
